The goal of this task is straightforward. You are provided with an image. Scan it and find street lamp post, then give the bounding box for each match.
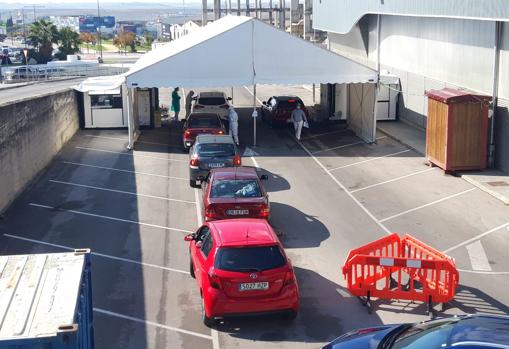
[96,0,103,60]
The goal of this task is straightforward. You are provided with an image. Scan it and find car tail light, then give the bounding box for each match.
[194,104,204,109]
[288,99,296,103]
[233,154,241,166]
[217,130,224,134]
[205,205,217,219]
[208,270,222,289]
[259,204,270,218]
[190,157,199,168]
[220,104,229,109]
[283,270,295,286]
[184,130,191,139]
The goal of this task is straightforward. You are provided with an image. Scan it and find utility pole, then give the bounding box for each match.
[237,0,241,16]
[96,0,103,60]
[269,0,273,25]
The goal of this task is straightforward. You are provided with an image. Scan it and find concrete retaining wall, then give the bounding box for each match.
[0,89,79,212]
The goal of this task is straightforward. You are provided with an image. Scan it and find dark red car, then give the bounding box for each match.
[184,218,299,326]
[201,167,269,221]
[260,96,309,127]
[182,112,226,150]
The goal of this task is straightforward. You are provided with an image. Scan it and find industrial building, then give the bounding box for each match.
[313,0,509,172]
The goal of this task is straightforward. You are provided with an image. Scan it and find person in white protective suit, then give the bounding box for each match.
[228,105,239,145]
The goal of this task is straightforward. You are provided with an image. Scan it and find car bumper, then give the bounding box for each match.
[189,168,209,182]
[206,284,299,318]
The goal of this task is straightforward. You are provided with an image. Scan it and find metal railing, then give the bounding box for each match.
[0,63,129,84]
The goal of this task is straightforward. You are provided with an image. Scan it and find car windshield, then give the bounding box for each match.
[197,143,235,157]
[278,100,302,109]
[390,318,460,349]
[197,97,226,106]
[215,246,286,272]
[211,179,262,198]
[189,115,221,128]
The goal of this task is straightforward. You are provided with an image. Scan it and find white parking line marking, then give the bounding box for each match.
[466,240,493,271]
[29,203,194,233]
[295,139,391,235]
[312,136,387,154]
[329,149,412,171]
[83,134,178,147]
[379,188,476,222]
[457,269,509,275]
[3,233,189,274]
[300,129,348,140]
[350,168,435,193]
[49,179,195,204]
[194,188,219,348]
[443,222,509,254]
[75,146,187,162]
[62,161,187,181]
[93,308,213,340]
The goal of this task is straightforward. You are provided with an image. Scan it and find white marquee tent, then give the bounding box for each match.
[76,15,378,148]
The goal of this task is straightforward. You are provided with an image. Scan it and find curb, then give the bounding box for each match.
[462,176,509,205]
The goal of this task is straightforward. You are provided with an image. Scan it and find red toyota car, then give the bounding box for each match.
[184,219,299,326]
[201,167,270,221]
[182,112,226,150]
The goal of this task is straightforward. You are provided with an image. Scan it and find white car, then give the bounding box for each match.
[191,91,232,121]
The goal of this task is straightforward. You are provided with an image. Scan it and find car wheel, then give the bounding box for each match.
[284,310,298,321]
[201,296,214,327]
[189,258,195,278]
[190,179,200,188]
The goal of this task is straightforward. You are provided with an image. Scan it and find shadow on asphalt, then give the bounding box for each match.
[213,266,384,343]
[269,202,330,248]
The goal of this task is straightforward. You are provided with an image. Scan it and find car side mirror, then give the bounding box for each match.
[227,97,232,101]
[262,101,267,105]
[184,233,195,241]
[260,174,268,180]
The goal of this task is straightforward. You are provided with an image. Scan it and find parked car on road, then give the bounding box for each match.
[322,314,509,349]
[260,96,309,127]
[185,218,299,326]
[189,135,242,188]
[3,66,45,83]
[182,112,226,150]
[201,167,269,221]
[191,91,232,122]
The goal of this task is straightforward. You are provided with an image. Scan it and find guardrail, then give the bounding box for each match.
[0,63,129,84]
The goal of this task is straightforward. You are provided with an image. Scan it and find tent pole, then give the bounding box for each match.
[253,84,257,147]
[125,83,133,150]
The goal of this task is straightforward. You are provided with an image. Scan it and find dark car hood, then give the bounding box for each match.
[322,325,402,349]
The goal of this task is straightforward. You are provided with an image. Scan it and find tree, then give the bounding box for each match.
[28,19,59,62]
[80,32,95,53]
[113,31,135,54]
[58,27,81,55]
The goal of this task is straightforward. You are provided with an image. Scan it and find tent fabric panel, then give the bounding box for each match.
[348,83,377,143]
[253,20,377,85]
[126,20,254,88]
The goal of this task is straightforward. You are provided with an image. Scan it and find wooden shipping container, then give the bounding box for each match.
[425,88,491,171]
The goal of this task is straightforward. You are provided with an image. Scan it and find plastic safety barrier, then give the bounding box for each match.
[342,233,459,314]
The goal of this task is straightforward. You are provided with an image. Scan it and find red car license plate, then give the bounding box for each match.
[226,209,249,215]
[239,282,269,291]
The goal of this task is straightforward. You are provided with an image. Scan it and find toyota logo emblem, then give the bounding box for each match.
[249,273,258,279]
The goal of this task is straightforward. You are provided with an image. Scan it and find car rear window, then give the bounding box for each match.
[197,97,226,106]
[197,143,235,157]
[277,99,302,109]
[211,179,262,198]
[188,115,221,128]
[215,246,286,272]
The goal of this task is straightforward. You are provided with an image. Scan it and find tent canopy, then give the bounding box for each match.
[125,15,377,88]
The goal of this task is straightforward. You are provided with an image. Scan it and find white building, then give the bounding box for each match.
[50,16,80,32]
[313,0,509,172]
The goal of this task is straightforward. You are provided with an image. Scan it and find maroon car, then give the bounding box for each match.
[260,96,309,127]
[183,113,225,150]
[201,167,269,221]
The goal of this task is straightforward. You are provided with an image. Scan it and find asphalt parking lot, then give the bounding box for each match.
[1,85,509,349]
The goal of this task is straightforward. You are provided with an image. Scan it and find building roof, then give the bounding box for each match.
[314,0,509,34]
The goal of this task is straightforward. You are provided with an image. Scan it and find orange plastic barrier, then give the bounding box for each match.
[342,233,459,314]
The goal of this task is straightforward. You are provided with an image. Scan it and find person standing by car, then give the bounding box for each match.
[228,105,239,145]
[171,87,181,120]
[185,90,195,119]
[291,103,307,141]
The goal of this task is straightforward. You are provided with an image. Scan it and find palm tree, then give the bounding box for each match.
[58,27,81,55]
[28,19,59,61]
